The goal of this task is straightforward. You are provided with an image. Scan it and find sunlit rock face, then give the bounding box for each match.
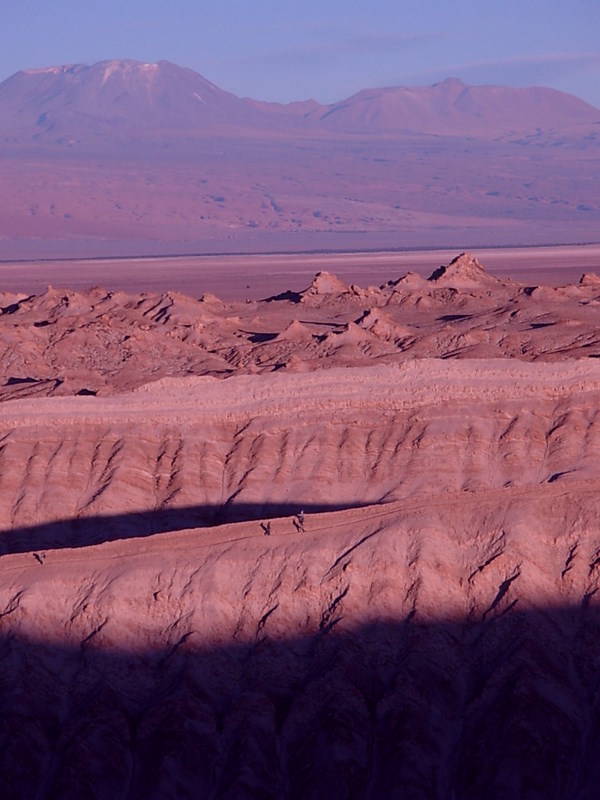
[3,252,600,403]
[2,257,600,798]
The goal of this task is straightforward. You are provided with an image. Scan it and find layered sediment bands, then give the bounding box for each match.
[4,257,600,797]
[2,360,600,545]
[2,485,600,798]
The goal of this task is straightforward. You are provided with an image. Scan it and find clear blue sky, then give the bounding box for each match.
[2,0,599,107]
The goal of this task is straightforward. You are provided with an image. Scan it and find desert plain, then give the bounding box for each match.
[1,247,600,797]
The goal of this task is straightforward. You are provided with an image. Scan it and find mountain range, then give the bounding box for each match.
[0,59,599,258]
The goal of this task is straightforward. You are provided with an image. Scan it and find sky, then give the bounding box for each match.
[2,0,599,107]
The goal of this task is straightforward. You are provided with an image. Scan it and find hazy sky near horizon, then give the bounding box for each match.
[2,0,599,107]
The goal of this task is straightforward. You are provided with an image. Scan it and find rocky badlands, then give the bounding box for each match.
[3,253,600,798]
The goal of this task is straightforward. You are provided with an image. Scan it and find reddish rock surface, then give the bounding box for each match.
[2,255,600,797]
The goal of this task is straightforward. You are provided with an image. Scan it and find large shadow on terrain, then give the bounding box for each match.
[2,606,600,799]
[0,501,372,555]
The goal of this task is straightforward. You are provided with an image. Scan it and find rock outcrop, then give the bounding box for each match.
[3,256,600,797]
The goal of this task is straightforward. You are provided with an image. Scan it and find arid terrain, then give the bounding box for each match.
[1,59,599,259]
[2,252,600,797]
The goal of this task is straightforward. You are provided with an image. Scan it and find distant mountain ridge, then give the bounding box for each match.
[307,77,600,134]
[1,59,599,147]
[0,59,274,142]
[0,59,598,258]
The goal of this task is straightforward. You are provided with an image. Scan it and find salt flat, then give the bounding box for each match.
[1,243,599,298]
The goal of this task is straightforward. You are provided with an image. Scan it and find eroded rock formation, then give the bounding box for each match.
[2,255,600,798]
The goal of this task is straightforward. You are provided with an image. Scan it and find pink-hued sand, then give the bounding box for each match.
[3,252,600,797]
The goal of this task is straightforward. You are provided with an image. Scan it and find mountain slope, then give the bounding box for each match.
[309,77,600,134]
[0,59,307,143]
[0,60,598,256]
[1,61,598,144]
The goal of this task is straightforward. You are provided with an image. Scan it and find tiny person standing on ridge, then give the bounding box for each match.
[293,510,305,533]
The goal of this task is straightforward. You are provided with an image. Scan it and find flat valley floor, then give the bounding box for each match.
[2,242,599,299]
